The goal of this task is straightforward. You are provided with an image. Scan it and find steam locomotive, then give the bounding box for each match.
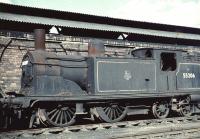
[1,33,200,128]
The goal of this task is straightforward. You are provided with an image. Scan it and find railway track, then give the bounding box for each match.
[1,115,200,139]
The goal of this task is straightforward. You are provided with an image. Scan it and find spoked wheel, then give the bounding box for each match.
[38,104,76,127]
[152,101,170,119]
[95,104,127,123]
[178,97,192,117]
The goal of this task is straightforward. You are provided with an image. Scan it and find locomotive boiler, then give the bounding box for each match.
[21,50,88,96]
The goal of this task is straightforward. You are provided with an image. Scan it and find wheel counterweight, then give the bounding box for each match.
[95,104,127,123]
[38,104,76,127]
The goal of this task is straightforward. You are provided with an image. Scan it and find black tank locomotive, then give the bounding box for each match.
[1,40,200,128]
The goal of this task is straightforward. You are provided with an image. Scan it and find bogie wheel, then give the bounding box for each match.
[95,103,127,123]
[178,97,192,117]
[38,104,76,127]
[152,101,170,119]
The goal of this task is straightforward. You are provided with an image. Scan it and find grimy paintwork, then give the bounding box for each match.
[2,46,200,128]
[21,48,200,100]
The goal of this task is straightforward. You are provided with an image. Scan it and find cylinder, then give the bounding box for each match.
[88,39,105,56]
[34,29,46,50]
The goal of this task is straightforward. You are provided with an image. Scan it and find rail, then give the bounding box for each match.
[1,115,200,139]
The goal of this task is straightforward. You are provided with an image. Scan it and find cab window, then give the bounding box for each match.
[161,53,176,71]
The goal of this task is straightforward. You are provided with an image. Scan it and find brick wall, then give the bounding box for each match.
[0,47,26,92]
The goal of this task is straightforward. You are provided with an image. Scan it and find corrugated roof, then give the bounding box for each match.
[1,12,200,41]
[1,2,200,46]
[1,2,200,34]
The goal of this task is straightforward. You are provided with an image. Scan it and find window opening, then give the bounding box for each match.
[161,53,176,71]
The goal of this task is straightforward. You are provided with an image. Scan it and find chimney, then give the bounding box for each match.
[88,39,105,56]
[34,29,46,50]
